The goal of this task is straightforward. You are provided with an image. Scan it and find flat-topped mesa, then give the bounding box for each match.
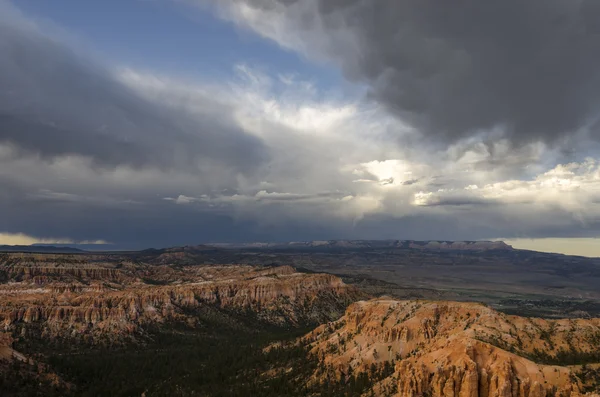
[306,299,600,397]
[407,241,513,251]
[205,239,514,251]
[0,261,361,343]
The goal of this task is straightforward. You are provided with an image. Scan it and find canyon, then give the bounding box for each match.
[0,246,599,396]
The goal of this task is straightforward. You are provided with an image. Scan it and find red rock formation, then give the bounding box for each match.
[306,299,600,397]
[0,254,361,343]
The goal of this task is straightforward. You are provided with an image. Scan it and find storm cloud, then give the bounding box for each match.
[2,0,600,248]
[220,0,600,144]
[0,5,267,173]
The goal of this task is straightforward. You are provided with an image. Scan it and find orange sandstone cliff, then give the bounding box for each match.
[306,299,600,397]
[0,253,362,344]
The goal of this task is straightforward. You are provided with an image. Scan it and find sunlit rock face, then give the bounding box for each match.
[0,253,362,343]
[306,299,600,397]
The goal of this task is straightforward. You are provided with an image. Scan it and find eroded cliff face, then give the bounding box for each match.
[306,299,600,397]
[0,253,361,344]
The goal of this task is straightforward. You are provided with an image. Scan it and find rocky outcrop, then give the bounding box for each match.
[0,254,362,343]
[306,299,600,397]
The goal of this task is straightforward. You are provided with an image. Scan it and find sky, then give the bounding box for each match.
[1,0,600,255]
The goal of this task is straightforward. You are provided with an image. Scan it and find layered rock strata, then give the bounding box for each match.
[306,299,600,396]
[0,253,361,343]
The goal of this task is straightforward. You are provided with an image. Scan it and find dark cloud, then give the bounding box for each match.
[0,3,272,246]
[0,9,267,172]
[402,179,419,186]
[2,1,600,247]
[233,0,600,144]
[0,194,348,249]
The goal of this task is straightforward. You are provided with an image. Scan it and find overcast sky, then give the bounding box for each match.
[1,0,600,254]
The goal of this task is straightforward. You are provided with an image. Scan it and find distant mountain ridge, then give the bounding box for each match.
[0,245,85,254]
[0,240,513,254]
[208,239,514,251]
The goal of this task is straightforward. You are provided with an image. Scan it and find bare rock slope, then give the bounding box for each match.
[307,299,600,396]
